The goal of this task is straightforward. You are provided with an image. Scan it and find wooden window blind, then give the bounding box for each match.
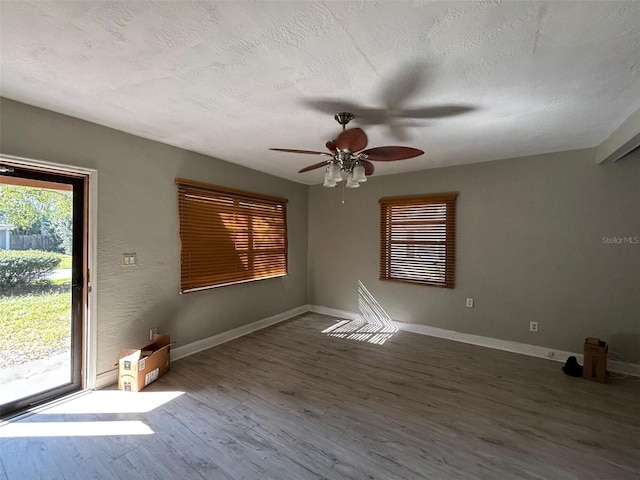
[379,193,457,288]
[176,178,288,293]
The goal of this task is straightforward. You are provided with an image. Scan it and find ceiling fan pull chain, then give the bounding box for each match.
[342,181,346,205]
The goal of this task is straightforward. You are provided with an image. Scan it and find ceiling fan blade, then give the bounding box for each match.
[299,160,330,173]
[361,159,375,176]
[270,148,332,156]
[325,140,337,154]
[335,128,368,152]
[361,146,424,161]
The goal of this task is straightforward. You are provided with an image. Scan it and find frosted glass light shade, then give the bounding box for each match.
[352,164,367,182]
[345,172,360,188]
[329,164,343,182]
[323,171,337,187]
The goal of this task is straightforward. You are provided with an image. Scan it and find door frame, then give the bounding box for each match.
[0,153,98,390]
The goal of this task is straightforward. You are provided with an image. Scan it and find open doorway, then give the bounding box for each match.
[0,162,88,417]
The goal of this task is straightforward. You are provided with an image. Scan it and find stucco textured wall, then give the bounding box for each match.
[0,98,308,375]
[2,96,638,371]
[309,148,640,362]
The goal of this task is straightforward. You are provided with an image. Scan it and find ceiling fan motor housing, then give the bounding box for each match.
[334,151,360,172]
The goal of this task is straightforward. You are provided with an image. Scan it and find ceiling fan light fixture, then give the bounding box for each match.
[352,164,367,182]
[271,111,423,190]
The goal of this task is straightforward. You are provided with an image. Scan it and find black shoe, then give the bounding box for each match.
[562,356,583,377]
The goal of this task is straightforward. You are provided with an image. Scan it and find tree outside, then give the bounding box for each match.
[0,184,73,254]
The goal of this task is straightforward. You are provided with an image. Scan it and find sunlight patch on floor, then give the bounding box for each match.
[322,281,398,345]
[0,391,186,438]
[0,420,154,438]
[38,390,185,415]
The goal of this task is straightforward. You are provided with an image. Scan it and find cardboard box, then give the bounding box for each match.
[118,334,171,392]
[583,337,607,383]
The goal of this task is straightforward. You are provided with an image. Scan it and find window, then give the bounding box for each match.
[176,178,288,293]
[379,193,457,288]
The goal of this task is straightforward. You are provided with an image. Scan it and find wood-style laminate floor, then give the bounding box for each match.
[1,312,639,479]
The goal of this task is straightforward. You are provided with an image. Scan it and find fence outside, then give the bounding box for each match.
[9,234,55,251]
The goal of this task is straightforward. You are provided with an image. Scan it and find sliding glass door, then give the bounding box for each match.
[0,163,86,417]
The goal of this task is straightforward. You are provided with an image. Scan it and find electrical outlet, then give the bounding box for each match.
[529,321,539,333]
[149,328,158,340]
[466,298,474,308]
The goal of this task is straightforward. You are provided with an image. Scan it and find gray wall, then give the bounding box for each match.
[309,148,640,361]
[2,95,638,371]
[0,98,308,374]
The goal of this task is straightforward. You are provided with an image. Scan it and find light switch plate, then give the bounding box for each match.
[123,253,137,266]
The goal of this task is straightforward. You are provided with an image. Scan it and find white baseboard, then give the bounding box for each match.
[95,369,118,390]
[309,305,640,377]
[96,304,639,388]
[94,304,310,389]
[309,305,358,321]
[170,305,309,361]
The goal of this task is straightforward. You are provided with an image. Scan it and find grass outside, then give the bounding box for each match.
[0,253,72,369]
[0,288,71,369]
[55,253,72,269]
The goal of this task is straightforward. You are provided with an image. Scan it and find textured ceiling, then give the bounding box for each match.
[1,1,639,184]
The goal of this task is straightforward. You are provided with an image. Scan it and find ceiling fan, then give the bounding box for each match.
[269,112,424,188]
